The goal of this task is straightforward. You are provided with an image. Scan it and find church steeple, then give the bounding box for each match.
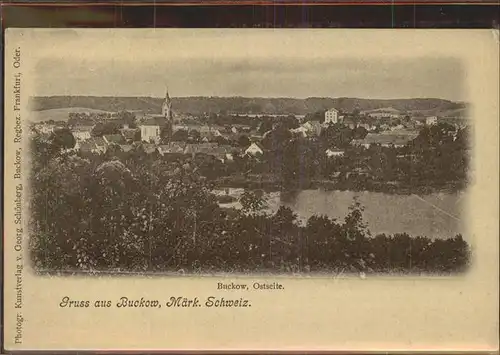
[162,85,172,120]
[160,85,174,143]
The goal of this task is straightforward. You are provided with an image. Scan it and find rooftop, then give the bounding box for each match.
[158,143,186,154]
[104,134,126,144]
[140,117,168,127]
[93,137,107,147]
[352,133,418,146]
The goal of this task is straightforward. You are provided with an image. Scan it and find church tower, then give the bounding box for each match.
[161,87,173,142]
[162,88,173,120]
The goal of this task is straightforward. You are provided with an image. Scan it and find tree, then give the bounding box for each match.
[272,206,298,231]
[172,129,189,142]
[215,136,230,146]
[258,119,274,135]
[50,128,76,150]
[353,126,368,140]
[454,127,470,149]
[189,129,201,142]
[239,190,267,215]
[208,113,218,123]
[117,110,137,128]
[304,111,325,123]
[133,130,142,142]
[282,115,300,130]
[104,143,123,160]
[261,125,292,151]
[68,115,94,127]
[92,121,120,137]
[321,125,353,148]
[238,135,251,147]
[31,131,60,170]
[160,122,173,143]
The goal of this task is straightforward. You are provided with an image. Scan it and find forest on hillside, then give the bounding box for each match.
[30,96,467,116]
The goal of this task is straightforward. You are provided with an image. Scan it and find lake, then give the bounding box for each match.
[216,188,467,240]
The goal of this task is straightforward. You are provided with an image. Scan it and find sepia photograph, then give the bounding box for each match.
[3,29,498,352]
[28,33,471,277]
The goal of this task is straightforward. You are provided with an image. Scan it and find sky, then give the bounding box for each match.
[30,29,465,101]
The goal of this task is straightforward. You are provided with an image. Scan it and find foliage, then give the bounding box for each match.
[239,190,267,215]
[160,122,174,143]
[172,129,189,142]
[233,122,470,192]
[91,121,121,137]
[238,135,251,147]
[50,128,76,150]
[116,110,137,128]
[30,131,471,275]
[32,96,467,117]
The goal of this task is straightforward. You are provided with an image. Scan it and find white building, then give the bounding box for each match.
[325,148,345,158]
[367,112,400,119]
[245,142,264,156]
[35,123,55,134]
[140,123,161,144]
[324,108,340,124]
[426,116,438,126]
[300,121,323,136]
[290,126,309,138]
[71,128,92,142]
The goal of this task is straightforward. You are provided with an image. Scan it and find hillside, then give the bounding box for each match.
[29,107,115,123]
[361,107,401,114]
[29,96,468,117]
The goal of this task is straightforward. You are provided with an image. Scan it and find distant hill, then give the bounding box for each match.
[361,107,402,114]
[29,96,468,118]
[29,107,115,123]
[408,107,469,118]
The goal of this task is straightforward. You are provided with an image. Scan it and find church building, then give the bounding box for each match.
[139,89,174,144]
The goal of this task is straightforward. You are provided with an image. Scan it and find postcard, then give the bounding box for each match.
[3,28,499,352]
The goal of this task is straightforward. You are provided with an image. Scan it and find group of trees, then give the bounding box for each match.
[68,111,137,133]
[230,122,470,191]
[195,112,260,129]
[30,131,470,275]
[89,111,138,136]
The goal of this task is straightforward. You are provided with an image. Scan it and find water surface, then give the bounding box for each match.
[216,188,467,240]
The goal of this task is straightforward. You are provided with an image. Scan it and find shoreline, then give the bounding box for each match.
[213,178,467,196]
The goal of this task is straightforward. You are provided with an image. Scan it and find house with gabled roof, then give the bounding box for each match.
[71,127,92,142]
[244,142,264,156]
[301,121,323,136]
[103,134,126,145]
[93,137,107,154]
[119,144,133,153]
[79,137,107,154]
[120,128,140,142]
[324,108,340,124]
[142,143,158,154]
[157,142,187,156]
[325,148,345,158]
